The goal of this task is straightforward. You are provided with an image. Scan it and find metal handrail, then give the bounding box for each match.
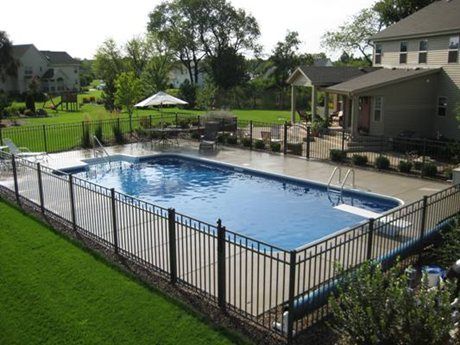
[93,136,111,166]
[340,168,355,192]
[327,167,342,191]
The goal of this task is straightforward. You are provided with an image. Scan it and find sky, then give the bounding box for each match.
[1,0,375,60]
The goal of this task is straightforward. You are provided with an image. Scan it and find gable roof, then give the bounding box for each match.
[325,68,440,95]
[11,44,35,58]
[371,0,460,41]
[40,51,77,65]
[287,66,380,87]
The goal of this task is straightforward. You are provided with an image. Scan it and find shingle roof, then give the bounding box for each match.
[288,66,380,87]
[371,0,460,41]
[40,50,77,65]
[325,68,440,95]
[41,69,54,79]
[11,44,34,58]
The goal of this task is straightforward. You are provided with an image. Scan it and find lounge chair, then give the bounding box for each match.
[2,138,48,162]
[199,122,219,151]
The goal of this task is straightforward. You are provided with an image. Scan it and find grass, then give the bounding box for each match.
[0,200,243,345]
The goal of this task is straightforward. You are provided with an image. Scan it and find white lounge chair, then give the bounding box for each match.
[2,138,48,162]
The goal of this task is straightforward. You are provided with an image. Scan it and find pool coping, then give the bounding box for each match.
[57,152,405,251]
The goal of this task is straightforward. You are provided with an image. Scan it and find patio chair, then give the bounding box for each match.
[2,138,48,162]
[261,131,271,144]
[199,122,219,151]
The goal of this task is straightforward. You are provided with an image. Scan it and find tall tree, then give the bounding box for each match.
[270,31,303,89]
[322,9,382,64]
[0,31,18,83]
[94,39,125,110]
[208,46,248,90]
[115,72,142,132]
[374,0,435,26]
[125,37,150,77]
[148,0,260,86]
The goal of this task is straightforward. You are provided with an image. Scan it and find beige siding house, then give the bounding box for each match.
[288,0,460,140]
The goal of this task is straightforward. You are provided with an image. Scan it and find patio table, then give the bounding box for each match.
[145,127,200,145]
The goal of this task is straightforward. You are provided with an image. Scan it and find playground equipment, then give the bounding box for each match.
[42,92,79,112]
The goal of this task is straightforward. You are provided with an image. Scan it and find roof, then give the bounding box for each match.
[325,68,440,95]
[287,66,380,87]
[371,0,460,41]
[41,69,54,79]
[40,50,77,65]
[11,44,34,58]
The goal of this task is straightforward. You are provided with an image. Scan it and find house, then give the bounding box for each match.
[288,0,460,140]
[168,62,205,88]
[0,44,80,94]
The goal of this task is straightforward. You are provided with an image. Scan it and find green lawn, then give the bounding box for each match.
[0,200,243,345]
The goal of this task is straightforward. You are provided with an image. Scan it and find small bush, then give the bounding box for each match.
[422,163,438,177]
[190,131,201,140]
[81,123,92,148]
[398,160,413,173]
[443,167,453,180]
[351,154,368,166]
[177,118,192,129]
[82,97,90,104]
[425,218,460,267]
[375,155,390,170]
[112,123,125,145]
[94,124,103,144]
[227,136,237,145]
[36,109,48,117]
[242,138,252,147]
[413,161,424,170]
[254,140,265,150]
[23,109,35,117]
[270,142,281,152]
[89,96,96,103]
[330,149,346,162]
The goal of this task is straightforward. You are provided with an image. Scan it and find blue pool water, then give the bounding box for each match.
[73,155,399,249]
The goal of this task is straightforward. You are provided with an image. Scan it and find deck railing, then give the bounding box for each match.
[0,149,459,342]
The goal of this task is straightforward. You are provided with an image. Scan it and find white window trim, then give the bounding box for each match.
[448,35,459,63]
[418,39,428,64]
[399,41,408,64]
[375,44,382,64]
[437,96,448,117]
[373,96,383,122]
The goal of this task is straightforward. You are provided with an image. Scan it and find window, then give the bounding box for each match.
[448,36,459,63]
[373,96,383,122]
[419,39,428,64]
[437,96,448,117]
[399,42,408,64]
[24,66,33,75]
[375,44,382,64]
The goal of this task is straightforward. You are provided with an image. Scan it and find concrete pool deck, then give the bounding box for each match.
[41,141,449,203]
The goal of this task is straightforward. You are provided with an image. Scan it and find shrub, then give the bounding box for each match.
[270,142,281,152]
[82,97,90,104]
[190,131,201,140]
[413,161,424,170]
[242,137,252,147]
[425,218,460,268]
[36,108,48,117]
[227,136,238,145]
[177,118,192,129]
[23,109,35,117]
[329,261,456,345]
[375,155,390,170]
[443,167,453,180]
[330,149,346,162]
[112,123,125,145]
[254,140,265,150]
[352,154,368,166]
[81,123,92,148]
[94,124,103,144]
[89,96,96,103]
[421,163,438,178]
[398,160,413,173]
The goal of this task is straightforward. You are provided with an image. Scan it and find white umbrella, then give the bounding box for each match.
[134,91,188,108]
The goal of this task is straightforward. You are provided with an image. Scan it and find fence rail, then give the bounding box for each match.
[1,122,460,341]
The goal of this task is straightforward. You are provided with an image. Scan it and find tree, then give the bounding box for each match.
[179,79,197,108]
[334,51,371,67]
[0,31,17,83]
[207,46,248,90]
[148,0,260,86]
[374,0,435,26]
[270,31,303,89]
[125,37,151,78]
[115,72,142,132]
[94,39,125,110]
[322,9,382,64]
[77,59,95,87]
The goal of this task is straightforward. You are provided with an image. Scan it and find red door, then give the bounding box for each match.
[358,97,371,133]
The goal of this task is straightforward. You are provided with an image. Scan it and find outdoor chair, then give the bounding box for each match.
[2,139,49,162]
[270,126,282,143]
[261,131,271,144]
[199,122,219,151]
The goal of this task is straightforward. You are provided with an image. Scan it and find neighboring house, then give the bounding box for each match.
[288,0,460,140]
[168,63,205,88]
[0,44,80,94]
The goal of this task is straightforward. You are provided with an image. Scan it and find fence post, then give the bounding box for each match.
[175,112,178,126]
[283,122,288,155]
[249,120,253,150]
[367,218,374,260]
[11,155,20,205]
[306,126,311,160]
[37,163,45,214]
[110,188,119,255]
[168,208,177,285]
[68,174,77,231]
[42,124,48,152]
[0,126,3,144]
[287,250,297,343]
[421,139,427,178]
[418,195,428,261]
[341,126,346,152]
[217,219,226,311]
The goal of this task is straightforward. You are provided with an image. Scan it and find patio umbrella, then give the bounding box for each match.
[134,91,188,108]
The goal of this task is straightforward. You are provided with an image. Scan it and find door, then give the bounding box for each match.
[358,97,371,133]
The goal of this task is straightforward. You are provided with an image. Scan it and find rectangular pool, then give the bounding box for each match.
[71,154,400,249]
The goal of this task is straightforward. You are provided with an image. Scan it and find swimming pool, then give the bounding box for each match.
[71,155,400,249]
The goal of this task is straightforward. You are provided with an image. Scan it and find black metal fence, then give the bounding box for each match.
[1,150,459,342]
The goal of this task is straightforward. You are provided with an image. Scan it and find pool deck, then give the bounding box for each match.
[42,141,449,203]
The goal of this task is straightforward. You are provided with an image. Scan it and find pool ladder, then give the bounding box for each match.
[93,136,112,167]
[327,167,355,195]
